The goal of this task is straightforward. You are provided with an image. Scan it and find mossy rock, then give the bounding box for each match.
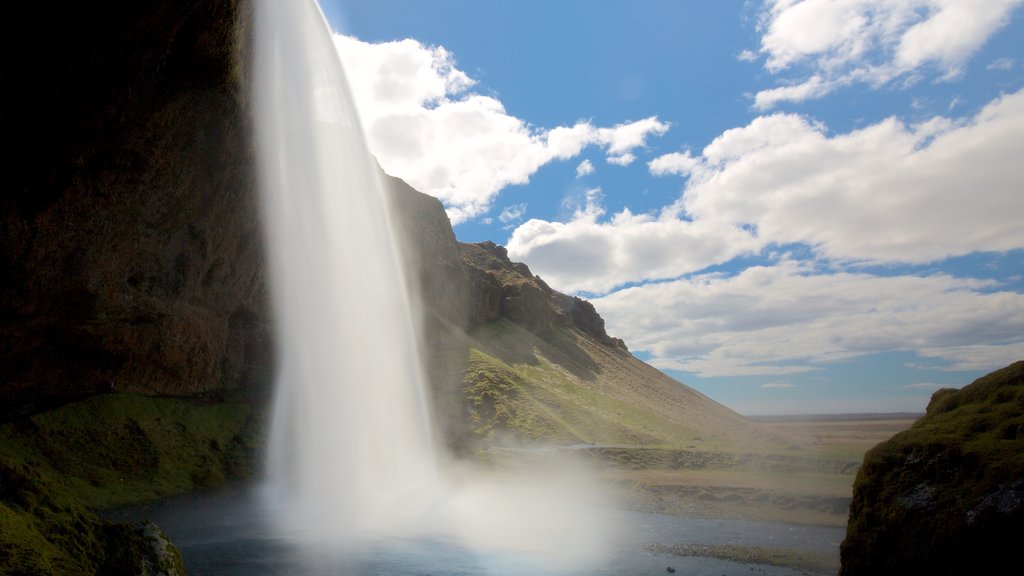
[1,393,258,509]
[840,361,1024,575]
[1,456,186,576]
[1,392,261,574]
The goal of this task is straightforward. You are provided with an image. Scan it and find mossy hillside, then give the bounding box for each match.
[840,361,1024,575]
[465,336,695,447]
[0,392,259,510]
[1,455,186,576]
[2,455,107,575]
[463,318,771,450]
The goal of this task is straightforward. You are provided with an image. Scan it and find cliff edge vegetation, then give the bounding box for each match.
[840,361,1024,575]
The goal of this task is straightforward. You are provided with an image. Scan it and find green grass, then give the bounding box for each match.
[841,361,1024,575]
[463,319,745,449]
[1,392,256,574]
[0,393,258,509]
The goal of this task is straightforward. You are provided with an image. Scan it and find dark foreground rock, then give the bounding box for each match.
[840,361,1024,575]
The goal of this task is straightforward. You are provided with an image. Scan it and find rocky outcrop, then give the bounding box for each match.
[840,361,1024,575]
[0,455,186,575]
[456,240,627,350]
[3,0,269,420]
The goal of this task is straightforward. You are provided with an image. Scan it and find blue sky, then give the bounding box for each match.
[321,0,1024,415]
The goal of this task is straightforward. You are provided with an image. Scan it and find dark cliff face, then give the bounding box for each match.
[840,361,1024,575]
[4,0,269,419]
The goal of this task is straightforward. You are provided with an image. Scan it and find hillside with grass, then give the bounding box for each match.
[840,361,1024,575]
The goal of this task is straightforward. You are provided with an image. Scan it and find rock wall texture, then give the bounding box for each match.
[4,0,269,420]
[840,361,1024,575]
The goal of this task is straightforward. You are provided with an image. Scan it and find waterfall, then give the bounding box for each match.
[253,0,440,543]
[252,1,611,567]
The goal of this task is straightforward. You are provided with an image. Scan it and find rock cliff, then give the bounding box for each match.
[4,0,269,420]
[840,361,1024,575]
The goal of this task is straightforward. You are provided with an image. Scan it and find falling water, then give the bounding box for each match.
[253,0,612,567]
[254,0,439,542]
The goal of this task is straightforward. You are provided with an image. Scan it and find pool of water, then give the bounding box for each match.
[109,487,842,575]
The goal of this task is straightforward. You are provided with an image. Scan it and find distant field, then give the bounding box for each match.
[592,414,919,527]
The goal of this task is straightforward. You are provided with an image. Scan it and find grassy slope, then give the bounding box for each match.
[454,318,916,531]
[462,318,773,450]
[0,393,257,574]
[840,361,1024,575]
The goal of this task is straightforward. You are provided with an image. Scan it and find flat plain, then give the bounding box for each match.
[596,414,921,527]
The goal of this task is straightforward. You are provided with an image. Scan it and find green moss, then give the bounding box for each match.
[0,393,257,510]
[0,455,105,575]
[1,392,259,574]
[462,319,736,448]
[463,349,564,442]
[841,361,1024,575]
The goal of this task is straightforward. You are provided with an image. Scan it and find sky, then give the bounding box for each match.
[320,0,1024,415]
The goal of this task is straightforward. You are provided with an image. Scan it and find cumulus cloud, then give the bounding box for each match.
[575,159,595,178]
[506,194,761,294]
[752,0,1024,106]
[592,261,1024,377]
[753,75,838,110]
[334,35,670,223]
[511,90,1024,294]
[648,151,700,176]
[678,90,1024,264]
[606,153,636,166]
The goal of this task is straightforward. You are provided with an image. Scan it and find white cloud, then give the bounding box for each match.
[334,35,670,223]
[648,151,699,176]
[678,90,1024,264]
[506,195,761,294]
[917,342,1024,371]
[753,75,839,110]
[575,159,595,178]
[498,203,527,224]
[988,57,1016,70]
[761,382,796,388]
[592,261,1024,377]
[607,153,636,166]
[753,0,1024,106]
[737,49,759,62]
[510,90,1024,294]
[595,116,671,155]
